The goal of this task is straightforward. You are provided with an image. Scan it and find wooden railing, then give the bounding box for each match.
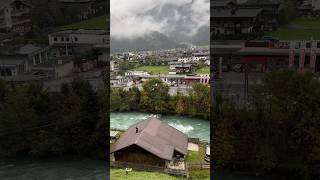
[188,163,210,169]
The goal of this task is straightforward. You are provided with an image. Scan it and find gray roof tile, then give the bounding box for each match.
[111,117,188,160]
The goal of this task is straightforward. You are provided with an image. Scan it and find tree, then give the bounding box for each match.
[188,83,210,119]
[0,86,37,157]
[127,86,141,111]
[140,79,170,113]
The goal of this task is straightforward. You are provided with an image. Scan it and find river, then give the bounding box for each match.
[0,157,106,180]
[110,112,210,142]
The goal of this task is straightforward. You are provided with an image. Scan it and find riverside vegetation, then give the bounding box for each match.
[213,70,320,179]
[0,79,108,158]
[110,78,211,120]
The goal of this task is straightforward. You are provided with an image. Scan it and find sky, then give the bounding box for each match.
[110,0,210,40]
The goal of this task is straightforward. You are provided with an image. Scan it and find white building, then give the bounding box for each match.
[178,57,193,63]
[125,71,149,76]
[48,29,108,58]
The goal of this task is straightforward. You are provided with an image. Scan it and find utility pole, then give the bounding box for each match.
[244,63,249,103]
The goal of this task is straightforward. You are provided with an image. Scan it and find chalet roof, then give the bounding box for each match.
[212,8,263,18]
[111,117,188,160]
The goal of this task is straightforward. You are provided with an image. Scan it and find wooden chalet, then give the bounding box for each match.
[111,117,188,167]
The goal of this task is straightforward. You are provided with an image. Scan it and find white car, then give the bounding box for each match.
[205,145,210,162]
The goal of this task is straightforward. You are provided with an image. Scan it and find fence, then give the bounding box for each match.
[110,161,188,177]
[188,163,210,169]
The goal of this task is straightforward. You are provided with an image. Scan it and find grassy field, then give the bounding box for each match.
[111,168,210,180]
[268,17,320,40]
[57,15,107,30]
[195,67,210,75]
[189,169,210,180]
[133,66,169,75]
[111,168,186,180]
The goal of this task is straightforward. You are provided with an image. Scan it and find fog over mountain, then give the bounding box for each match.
[110,0,209,52]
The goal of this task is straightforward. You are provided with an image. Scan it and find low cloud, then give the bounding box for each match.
[111,0,209,40]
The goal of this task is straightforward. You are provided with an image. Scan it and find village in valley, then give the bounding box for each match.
[0,0,108,91]
[110,47,210,94]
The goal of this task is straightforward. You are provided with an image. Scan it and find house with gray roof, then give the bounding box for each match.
[111,117,188,167]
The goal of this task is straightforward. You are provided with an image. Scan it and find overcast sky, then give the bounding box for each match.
[110,0,210,40]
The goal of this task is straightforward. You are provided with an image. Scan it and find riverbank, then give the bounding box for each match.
[110,79,210,120]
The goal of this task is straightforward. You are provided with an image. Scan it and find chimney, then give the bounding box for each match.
[136,127,138,133]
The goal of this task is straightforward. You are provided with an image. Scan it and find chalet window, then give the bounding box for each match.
[66,37,69,42]
[317,42,320,48]
[306,42,311,48]
[54,37,58,42]
[74,37,78,41]
[61,37,64,41]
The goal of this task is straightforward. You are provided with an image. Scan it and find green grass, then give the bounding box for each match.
[111,168,186,180]
[268,29,320,40]
[189,169,210,180]
[196,67,210,75]
[290,17,320,29]
[186,151,200,163]
[57,15,107,30]
[268,17,320,40]
[133,66,169,75]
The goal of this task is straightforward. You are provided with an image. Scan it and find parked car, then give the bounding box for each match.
[205,145,210,162]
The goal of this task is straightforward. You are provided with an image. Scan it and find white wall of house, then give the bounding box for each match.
[49,33,108,46]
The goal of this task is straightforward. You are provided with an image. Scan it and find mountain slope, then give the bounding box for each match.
[111,31,186,52]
